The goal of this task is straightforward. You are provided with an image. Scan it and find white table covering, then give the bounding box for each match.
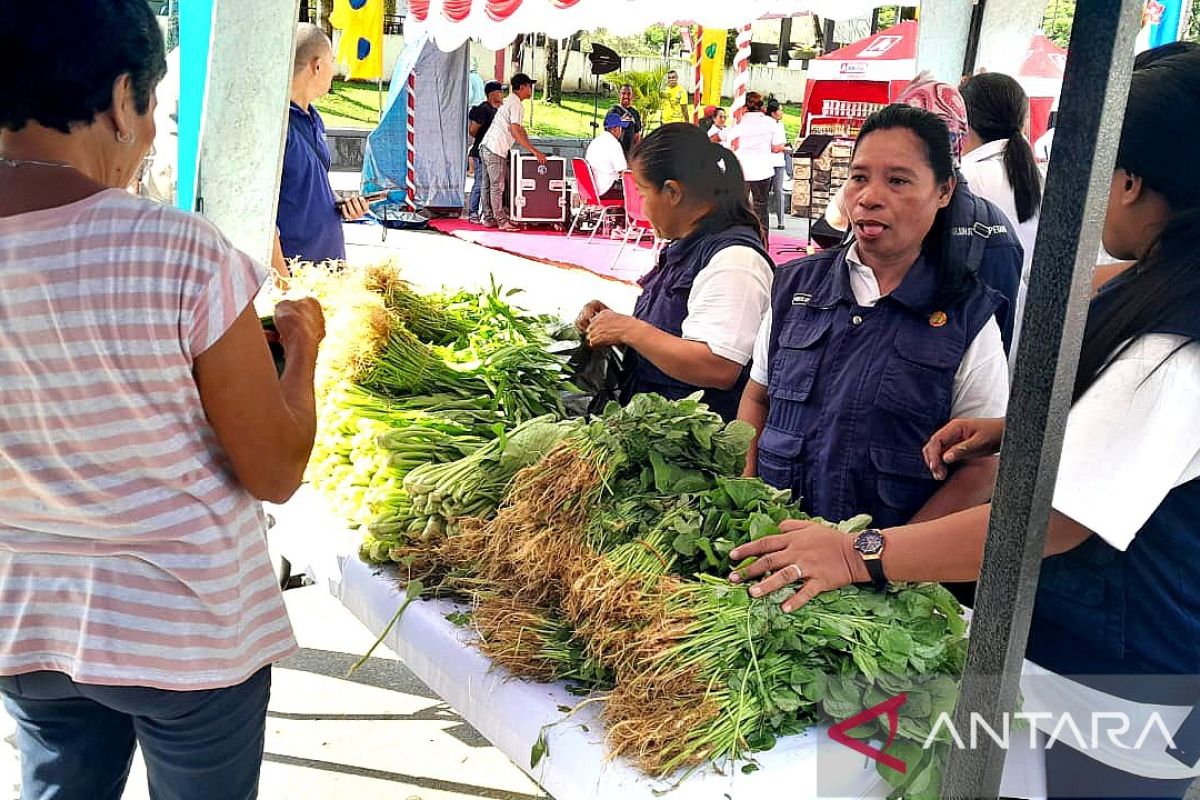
[269,487,1044,799]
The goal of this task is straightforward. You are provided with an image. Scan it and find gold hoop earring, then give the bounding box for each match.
[117,130,134,145]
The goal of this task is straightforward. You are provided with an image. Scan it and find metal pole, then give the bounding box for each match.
[939,0,1143,796]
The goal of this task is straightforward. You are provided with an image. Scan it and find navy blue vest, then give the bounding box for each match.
[1027,278,1200,689]
[621,224,772,421]
[757,247,1000,529]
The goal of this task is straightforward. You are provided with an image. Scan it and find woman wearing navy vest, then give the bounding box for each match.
[739,104,1010,532]
[732,49,1200,799]
[576,124,773,421]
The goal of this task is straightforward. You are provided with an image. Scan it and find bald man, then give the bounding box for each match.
[273,23,368,272]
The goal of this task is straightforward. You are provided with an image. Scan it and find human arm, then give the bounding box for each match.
[727,506,1093,611]
[511,123,546,163]
[271,232,289,278]
[468,120,482,138]
[194,297,324,504]
[732,334,1200,610]
[906,318,1009,520]
[586,311,743,389]
[738,379,770,477]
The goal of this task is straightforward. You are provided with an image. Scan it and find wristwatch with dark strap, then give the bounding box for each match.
[852,529,887,591]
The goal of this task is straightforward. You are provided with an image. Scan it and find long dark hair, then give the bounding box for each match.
[631,122,764,244]
[1073,47,1200,401]
[961,73,1043,223]
[855,104,975,305]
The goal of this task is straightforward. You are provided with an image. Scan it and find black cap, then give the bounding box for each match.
[484,80,503,94]
[511,72,536,89]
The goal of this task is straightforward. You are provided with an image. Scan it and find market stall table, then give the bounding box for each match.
[270,487,1047,800]
[269,487,896,799]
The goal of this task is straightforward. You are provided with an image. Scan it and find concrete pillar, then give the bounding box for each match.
[974,0,1047,76]
[198,0,299,265]
[915,0,975,84]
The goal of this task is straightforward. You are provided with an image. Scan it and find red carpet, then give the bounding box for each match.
[429,218,809,284]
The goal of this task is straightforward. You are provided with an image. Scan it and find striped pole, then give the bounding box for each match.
[730,25,752,123]
[405,71,417,210]
[692,25,703,123]
[729,25,752,150]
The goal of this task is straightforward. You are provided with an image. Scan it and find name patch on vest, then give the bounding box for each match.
[792,292,813,306]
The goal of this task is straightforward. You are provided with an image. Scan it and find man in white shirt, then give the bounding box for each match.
[584,110,629,199]
[479,73,547,231]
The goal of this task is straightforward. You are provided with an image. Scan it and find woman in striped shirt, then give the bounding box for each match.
[0,2,323,798]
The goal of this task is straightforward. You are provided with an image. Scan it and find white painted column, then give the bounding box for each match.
[974,0,1047,75]
[915,0,975,84]
[197,0,299,265]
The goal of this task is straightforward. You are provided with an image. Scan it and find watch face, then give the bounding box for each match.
[855,530,884,555]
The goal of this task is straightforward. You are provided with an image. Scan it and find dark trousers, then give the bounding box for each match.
[0,667,272,800]
[1045,740,1196,800]
[747,178,772,243]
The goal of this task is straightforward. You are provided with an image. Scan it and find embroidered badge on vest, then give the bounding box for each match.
[929,311,948,328]
[792,292,813,306]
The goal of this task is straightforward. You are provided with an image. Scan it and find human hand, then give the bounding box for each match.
[534,149,548,165]
[727,519,862,612]
[338,195,371,221]
[922,417,1005,480]
[575,300,609,333]
[273,298,325,355]
[585,309,635,349]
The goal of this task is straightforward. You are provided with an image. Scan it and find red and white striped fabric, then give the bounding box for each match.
[0,190,296,690]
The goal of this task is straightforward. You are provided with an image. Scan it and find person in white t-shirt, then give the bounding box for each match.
[960,72,1044,356]
[478,73,546,232]
[766,98,791,231]
[575,123,773,422]
[699,105,730,147]
[584,110,629,199]
[729,92,786,243]
[729,48,1200,800]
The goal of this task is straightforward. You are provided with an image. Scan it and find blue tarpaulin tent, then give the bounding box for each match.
[362,34,470,214]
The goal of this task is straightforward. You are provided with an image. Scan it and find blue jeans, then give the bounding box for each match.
[468,154,484,219]
[0,667,272,800]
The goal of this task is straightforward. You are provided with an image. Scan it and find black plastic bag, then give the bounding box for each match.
[561,342,624,418]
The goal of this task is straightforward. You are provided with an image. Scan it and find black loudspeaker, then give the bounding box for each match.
[587,44,623,135]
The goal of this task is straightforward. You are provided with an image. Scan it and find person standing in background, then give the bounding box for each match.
[660,70,689,126]
[959,72,1044,355]
[274,24,369,272]
[614,84,643,154]
[766,98,790,231]
[729,92,786,243]
[478,73,546,232]
[467,80,503,224]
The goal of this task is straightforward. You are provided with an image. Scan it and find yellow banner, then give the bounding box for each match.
[330,0,384,81]
[699,28,727,108]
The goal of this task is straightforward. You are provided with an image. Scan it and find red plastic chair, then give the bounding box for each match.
[609,171,664,268]
[568,158,624,242]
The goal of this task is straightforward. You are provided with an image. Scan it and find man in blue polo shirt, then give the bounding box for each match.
[274,24,369,271]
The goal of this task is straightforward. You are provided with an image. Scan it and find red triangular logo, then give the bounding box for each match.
[828,692,909,774]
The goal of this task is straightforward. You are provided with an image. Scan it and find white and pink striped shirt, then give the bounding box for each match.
[0,189,297,690]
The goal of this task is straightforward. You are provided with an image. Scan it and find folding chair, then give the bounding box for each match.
[609,170,665,269]
[568,158,624,242]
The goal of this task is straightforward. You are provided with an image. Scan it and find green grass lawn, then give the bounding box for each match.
[316,81,806,142]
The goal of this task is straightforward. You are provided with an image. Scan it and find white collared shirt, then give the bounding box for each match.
[584,131,627,195]
[959,138,1043,354]
[729,112,786,182]
[749,245,1009,420]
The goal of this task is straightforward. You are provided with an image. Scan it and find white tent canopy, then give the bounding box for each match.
[407,0,891,52]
